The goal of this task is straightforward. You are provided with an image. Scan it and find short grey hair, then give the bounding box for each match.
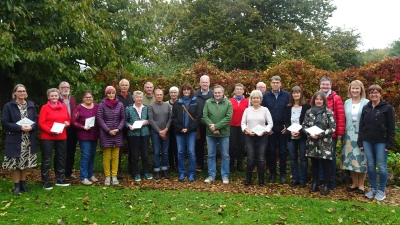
[58,81,70,89]
[214,84,224,92]
[235,83,244,89]
[154,89,163,95]
[47,88,60,97]
[200,75,210,82]
[119,79,130,86]
[270,76,281,81]
[250,90,263,100]
[143,82,154,89]
[169,86,179,93]
[133,90,144,98]
[319,76,332,85]
[256,82,266,88]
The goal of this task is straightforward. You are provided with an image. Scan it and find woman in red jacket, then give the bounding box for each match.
[39,88,71,190]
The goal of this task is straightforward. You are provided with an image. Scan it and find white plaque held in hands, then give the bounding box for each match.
[51,122,65,134]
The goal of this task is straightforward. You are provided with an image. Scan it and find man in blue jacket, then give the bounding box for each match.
[262,76,290,184]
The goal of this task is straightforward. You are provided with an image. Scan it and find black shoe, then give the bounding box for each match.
[321,185,330,195]
[289,181,299,187]
[43,182,53,190]
[245,173,252,186]
[154,172,161,180]
[280,174,287,184]
[357,189,365,194]
[163,170,170,179]
[346,186,358,192]
[269,174,276,183]
[19,181,30,192]
[299,182,307,188]
[56,180,70,187]
[13,183,20,196]
[309,182,319,193]
[258,173,265,186]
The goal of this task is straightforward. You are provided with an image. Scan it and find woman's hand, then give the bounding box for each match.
[310,134,319,139]
[245,129,255,136]
[181,128,188,133]
[291,131,300,137]
[21,125,32,132]
[142,120,148,126]
[129,125,135,130]
[64,121,70,128]
[84,126,91,131]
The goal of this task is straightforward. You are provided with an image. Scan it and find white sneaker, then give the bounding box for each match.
[112,176,119,185]
[81,178,92,186]
[89,176,99,182]
[204,177,214,183]
[222,178,229,184]
[104,177,111,186]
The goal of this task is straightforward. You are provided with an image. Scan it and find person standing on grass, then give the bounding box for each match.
[241,90,273,186]
[2,84,37,195]
[166,86,179,171]
[116,78,134,178]
[59,81,78,181]
[340,80,369,194]
[261,76,290,184]
[229,83,249,172]
[97,86,125,186]
[142,82,155,106]
[126,91,153,182]
[71,90,100,186]
[285,86,311,188]
[172,83,201,182]
[357,84,395,201]
[39,88,71,190]
[203,85,233,184]
[148,89,172,180]
[194,75,214,172]
[316,76,345,190]
[303,92,336,196]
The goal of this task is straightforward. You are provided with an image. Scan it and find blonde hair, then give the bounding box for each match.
[12,84,28,99]
[347,80,366,98]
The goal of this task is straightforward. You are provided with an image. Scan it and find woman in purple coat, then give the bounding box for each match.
[97,86,125,186]
[2,84,37,195]
[72,90,100,186]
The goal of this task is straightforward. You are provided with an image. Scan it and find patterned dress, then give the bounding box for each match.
[302,108,336,160]
[2,103,37,170]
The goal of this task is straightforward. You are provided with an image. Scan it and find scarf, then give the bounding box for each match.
[182,96,192,128]
[103,98,119,109]
[311,106,325,129]
[234,95,244,101]
[47,100,62,110]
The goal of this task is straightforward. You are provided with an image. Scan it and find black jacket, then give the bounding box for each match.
[194,89,214,117]
[117,91,134,108]
[357,100,395,150]
[172,97,202,133]
[285,103,311,141]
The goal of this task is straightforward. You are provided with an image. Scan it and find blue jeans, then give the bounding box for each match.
[176,131,197,175]
[363,141,388,192]
[151,131,170,171]
[79,140,98,180]
[288,138,308,183]
[318,137,337,182]
[267,124,288,175]
[206,136,230,179]
[245,134,268,173]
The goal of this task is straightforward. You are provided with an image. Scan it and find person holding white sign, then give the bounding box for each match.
[302,91,336,196]
[285,86,311,188]
[71,90,100,186]
[39,88,71,190]
[241,90,273,186]
[2,84,38,195]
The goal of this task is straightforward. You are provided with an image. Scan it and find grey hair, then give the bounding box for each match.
[214,84,224,92]
[47,88,60,97]
[12,84,28,99]
[270,76,281,81]
[119,79,130,86]
[133,90,144,98]
[200,75,210,82]
[319,76,332,85]
[154,89,163,95]
[143,82,154,89]
[256,82,266,88]
[58,81,70,89]
[169,86,179,93]
[235,83,244,89]
[250,90,263,101]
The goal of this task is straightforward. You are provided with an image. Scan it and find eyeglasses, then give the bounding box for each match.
[83,96,93,99]
[16,90,26,93]
[60,86,70,89]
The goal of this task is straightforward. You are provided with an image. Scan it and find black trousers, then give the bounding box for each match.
[229,126,245,163]
[168,127,178,169]
[310,157,331,185]
[65,127,77,176]
[41,140,67,183]
[245,134,268,173]
[195,124,207,168]
[128,135,150,175]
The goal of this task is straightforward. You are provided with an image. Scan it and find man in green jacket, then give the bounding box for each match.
[203,85,233,184]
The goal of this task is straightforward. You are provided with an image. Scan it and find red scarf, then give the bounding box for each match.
[47,100,62,110]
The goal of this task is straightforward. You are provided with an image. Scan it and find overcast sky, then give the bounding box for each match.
[328,0,400,51]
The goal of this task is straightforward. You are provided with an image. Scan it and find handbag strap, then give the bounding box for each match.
[182,105,195,121]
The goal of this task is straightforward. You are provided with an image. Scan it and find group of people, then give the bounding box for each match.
[1,75,395,201]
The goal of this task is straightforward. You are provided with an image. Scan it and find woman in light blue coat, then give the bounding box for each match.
[340,80,369,194]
